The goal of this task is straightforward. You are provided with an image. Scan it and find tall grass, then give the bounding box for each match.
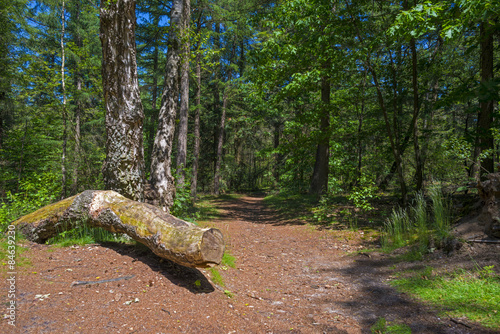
[46,223,131,246]
[382,187,452,253]
[429,186,451,239]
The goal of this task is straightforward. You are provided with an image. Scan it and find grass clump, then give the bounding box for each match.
[210,267,225,286]
[391,265,500,329]
[382,186,452,255]
[46,224,132,247]
[222,251,236,268]
[371,317,411,333]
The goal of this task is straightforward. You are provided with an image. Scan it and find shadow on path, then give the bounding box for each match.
[213,195,307,226]
[101,241,215,294]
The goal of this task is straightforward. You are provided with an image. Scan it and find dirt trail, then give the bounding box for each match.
[1,195,493,333]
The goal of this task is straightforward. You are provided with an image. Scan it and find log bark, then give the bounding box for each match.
[13,190,225,268]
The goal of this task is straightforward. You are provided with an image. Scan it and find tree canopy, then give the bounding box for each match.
[1,0,499,222]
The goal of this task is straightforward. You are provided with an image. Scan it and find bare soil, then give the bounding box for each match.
[2,194,499,334]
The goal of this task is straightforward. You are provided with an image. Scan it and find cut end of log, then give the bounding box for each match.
[200,228,225,267]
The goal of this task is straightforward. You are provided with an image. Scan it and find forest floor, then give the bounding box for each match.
[2,194,500,334]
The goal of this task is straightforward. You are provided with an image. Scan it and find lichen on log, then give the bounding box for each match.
[13,190,224,268]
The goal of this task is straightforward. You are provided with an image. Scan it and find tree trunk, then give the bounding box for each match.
[72,2,82,195]
[150,0,183,210]
[175,0,191,187]
[273,122,281,185]
[473,22,495,180]
[146,12,160,172]
[191,54,201,200]
[13,190,225,268]
[410,34,423,192]
[17,120,28,190]
[100,0,145,201]
[214,69,231,195]
[212,23,221,190]
[367,58,407,205]
[310,63,330,195]
[61,1,67,200]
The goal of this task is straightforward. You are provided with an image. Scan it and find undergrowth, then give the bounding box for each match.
[0,234,32,271]
[46,225,132,247]
[381,187,452,256]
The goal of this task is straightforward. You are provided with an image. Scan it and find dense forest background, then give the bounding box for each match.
[0,0,499,224]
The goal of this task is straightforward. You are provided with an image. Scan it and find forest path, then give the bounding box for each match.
[3,195,489,333]
[206,194,483,334]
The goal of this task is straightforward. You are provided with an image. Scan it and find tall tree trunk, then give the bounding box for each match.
[367,58,407,205]
[310,62,330,195]
[150,0,183,210]
[146,12,160,172]
[410,35,423,191]
[355,71,367,185]
[17,119,28,191]
[100,0,145,202]
[191,53,201,200]
[273,122,281,185]
[72,2,82,195]
[212,23,221,187]
[60,1,67,200]
[214,68,231,195]
[472,22,495,180]
[175,0,191,187]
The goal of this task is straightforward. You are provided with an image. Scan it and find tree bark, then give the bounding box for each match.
[146,10,160,172]
[405,0,423,192]
[100,0,145,201]
[410,35,423,192]
[61,1,67,200]
[273,122,281,185]
[175,0,191,187]
[472,22,495,180]
[13,190,225,268]
[150,0,183,210]
[191,53,201,200]
[310,62,330,195]
[72,1,82,195]
[214,68,231,195]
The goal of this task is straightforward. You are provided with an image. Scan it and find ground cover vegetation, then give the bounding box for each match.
[1,0,500,330]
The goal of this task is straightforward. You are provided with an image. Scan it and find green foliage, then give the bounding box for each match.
[391,266,500,329]
[0,172,61,231]
[348,176,379,212]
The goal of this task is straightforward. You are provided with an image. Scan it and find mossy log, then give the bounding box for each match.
[13,190,224,268]
[477,173,500,238]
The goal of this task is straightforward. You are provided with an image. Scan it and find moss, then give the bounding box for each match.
[13,196,76,226]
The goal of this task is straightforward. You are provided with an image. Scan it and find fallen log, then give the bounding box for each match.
[13,190,224,268]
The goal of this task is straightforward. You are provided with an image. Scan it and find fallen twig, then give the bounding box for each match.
[71,275,135,287]
[468,239,500,244]
[448,315,472,329]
